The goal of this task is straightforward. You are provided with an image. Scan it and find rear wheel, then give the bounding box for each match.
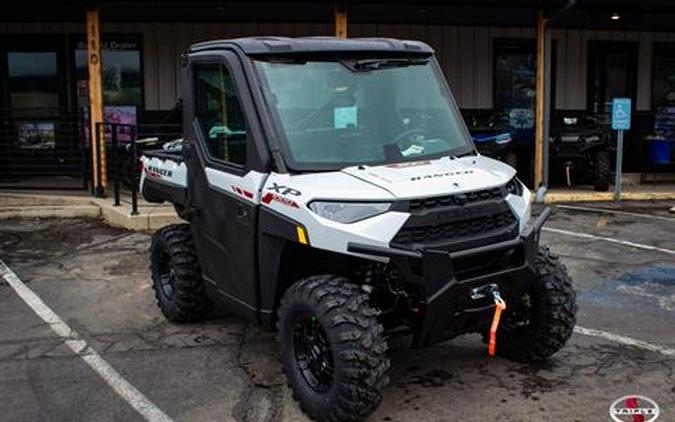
[494,246,577,362]
[594,150,611,191]
[278,275,389,422]
[150,224,211,322]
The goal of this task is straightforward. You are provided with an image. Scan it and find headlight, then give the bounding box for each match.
[505,177,524,196]
[584,135,600,143]
[308,201,391,223]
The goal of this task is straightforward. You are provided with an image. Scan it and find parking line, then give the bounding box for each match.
[575,326,675,357]
[556,204,675,222]
[0,259,174,422]
[542,227,675,256]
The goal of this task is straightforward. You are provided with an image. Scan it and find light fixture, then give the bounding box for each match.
[611,12,621,21]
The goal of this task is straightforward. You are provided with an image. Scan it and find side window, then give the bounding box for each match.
[194,63,247,165]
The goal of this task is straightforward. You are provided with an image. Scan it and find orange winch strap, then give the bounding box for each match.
[488,295,507,357]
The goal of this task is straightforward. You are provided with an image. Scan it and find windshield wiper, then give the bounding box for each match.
[352,58,429,71]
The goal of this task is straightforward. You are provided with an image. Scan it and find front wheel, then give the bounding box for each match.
[278,275,389,422]
[494,246,577,362]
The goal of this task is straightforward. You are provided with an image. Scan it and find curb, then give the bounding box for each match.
[543,191,675,203]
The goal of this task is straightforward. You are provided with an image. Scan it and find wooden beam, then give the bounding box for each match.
[86,6,106,194]
[334,3,347,39]
[534,11,547,189]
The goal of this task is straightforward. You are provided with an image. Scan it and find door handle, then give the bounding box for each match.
[236,204,249,224]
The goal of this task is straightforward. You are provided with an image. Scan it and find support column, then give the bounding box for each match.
[86,5,106,196]
[534,11,547,190]
[334,2,347,39]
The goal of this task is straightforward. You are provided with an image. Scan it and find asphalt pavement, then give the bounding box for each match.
[0,201,674,422]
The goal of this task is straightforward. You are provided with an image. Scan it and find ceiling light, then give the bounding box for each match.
[611,13,621,21]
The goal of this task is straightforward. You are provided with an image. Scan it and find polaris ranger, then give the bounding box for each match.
[140,37,576,422]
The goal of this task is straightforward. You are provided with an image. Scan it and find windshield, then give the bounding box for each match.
[255,56,474,170]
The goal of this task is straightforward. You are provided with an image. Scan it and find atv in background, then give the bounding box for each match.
[549,113,611,191]
[465,111,518,169]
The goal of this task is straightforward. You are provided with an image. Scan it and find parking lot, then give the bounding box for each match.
[1,201,674,422]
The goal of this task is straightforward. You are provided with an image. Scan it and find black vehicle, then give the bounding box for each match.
[549,114,611,191]
[465,112,519,169]
[139,37,576,422]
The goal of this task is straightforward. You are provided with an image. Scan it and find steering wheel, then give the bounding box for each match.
[391,128,427,148]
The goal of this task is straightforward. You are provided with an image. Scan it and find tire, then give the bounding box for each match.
[278,275,389,422]
[494,246,577,362]
[150,224,211,322]
[594,150,611,191]
[504,150,518,170]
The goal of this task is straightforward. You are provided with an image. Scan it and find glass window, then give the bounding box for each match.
[255,57,472,170]
[494,41,536,130]
[194,63,247,165]
[75,37,143,107]
[7,52,59,114]
[653,44,675,108]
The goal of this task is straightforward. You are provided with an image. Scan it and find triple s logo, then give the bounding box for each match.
[609,396,660,422]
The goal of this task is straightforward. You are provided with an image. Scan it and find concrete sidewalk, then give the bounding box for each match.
[0,191,180,231]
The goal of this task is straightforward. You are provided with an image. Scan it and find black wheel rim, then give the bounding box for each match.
[156,251,176,299]
[292,313,334,393]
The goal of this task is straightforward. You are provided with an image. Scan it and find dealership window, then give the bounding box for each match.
[193,63,247,165]
[587,42,638,113]
[653,44,675,108]
[74,35,142,135]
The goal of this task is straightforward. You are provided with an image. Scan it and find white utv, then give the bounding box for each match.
[140,37,576,422]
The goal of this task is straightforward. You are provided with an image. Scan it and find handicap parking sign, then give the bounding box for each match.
[612,98,632,130]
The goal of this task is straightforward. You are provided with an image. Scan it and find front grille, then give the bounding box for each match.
[392,210,517,247]
[408,187,503,212]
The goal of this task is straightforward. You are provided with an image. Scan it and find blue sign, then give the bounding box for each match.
[612,98,632,130]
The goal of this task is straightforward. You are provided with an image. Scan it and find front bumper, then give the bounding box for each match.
[348,207,550,346]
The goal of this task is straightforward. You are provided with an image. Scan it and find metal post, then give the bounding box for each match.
[130,125,139,215]
[614,130,624,201]
[111,124,120,206]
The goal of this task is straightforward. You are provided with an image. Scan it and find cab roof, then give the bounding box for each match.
[190,36,434,56]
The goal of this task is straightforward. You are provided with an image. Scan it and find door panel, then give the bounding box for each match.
[184,53,265,320]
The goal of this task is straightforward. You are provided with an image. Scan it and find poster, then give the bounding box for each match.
[16,122,55,150]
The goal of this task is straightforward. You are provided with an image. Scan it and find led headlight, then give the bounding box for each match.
[308,201,391,223]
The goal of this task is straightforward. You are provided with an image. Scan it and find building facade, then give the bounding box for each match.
[1,1,675,190]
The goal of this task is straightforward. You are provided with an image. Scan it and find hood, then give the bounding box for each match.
[341,155,515,199]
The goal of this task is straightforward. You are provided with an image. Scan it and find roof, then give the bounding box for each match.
[190,36,434,55]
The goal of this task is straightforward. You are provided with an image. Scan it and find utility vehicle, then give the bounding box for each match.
[549,113,611,191]
[140,37,577,422]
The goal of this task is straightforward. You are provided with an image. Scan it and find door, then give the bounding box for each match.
[0,35,83,188]
[588,42,638,113]
[184,52,265,319]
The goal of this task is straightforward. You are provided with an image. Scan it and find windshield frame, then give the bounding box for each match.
[252,53,476,172]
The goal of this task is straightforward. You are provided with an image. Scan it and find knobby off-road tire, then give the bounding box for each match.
[278,275,390,422]
[594,150,611,191]
[150,224,211,322]
[495,246,577,362]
